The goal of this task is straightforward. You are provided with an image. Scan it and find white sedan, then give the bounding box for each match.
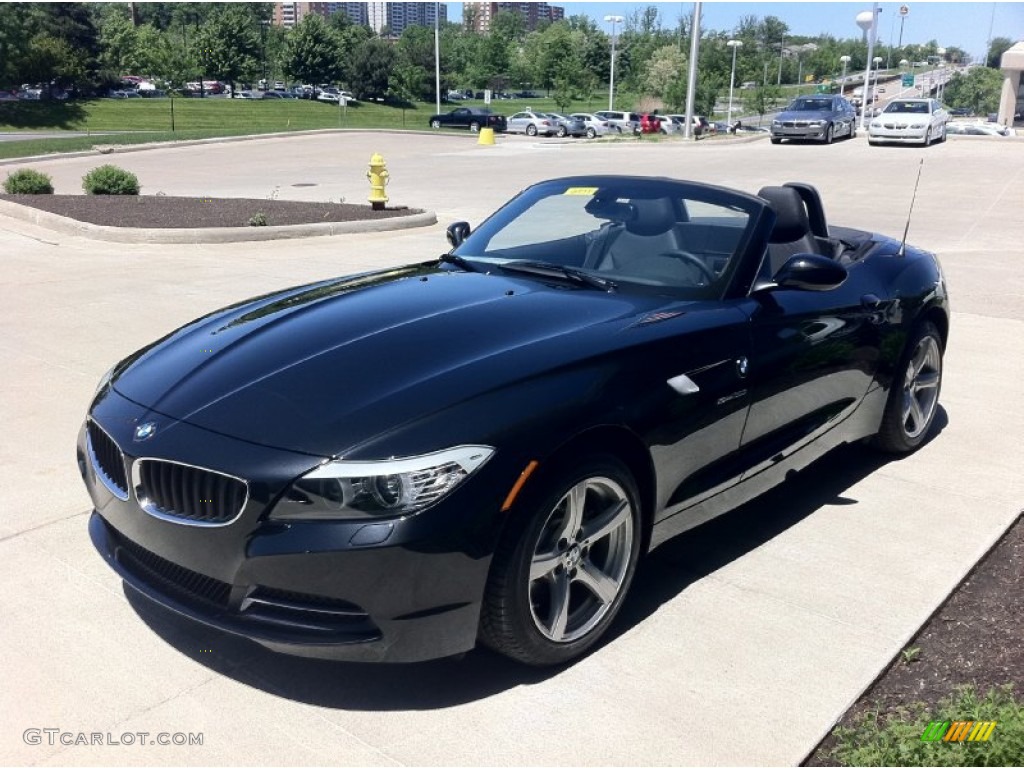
[569,113,614,138]
[868,98,948,146]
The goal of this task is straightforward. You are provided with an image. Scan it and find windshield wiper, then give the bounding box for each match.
[438,253,478,272]
[500,260,617,292]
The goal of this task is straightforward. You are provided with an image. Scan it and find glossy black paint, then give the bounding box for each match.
[81,176,949,662]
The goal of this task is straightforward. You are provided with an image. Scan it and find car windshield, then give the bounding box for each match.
[452,178,761,298]
[789,98,833,111]
[884,101,930,114]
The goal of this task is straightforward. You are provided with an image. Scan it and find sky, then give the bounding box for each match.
[448,1,1024,62]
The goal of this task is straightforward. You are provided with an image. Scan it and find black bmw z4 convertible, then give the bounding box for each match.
[79,176,949,666]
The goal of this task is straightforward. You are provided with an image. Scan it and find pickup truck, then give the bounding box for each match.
[428,108,507,133]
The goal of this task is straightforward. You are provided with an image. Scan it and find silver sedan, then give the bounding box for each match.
[506,111,559,137]
[569,113,614,138]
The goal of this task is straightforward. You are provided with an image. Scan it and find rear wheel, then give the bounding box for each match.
[556,125,567,138]
[470,121,480,133]
[430,119,441,129]
[480,455,642,666]
[586,127,597,139]
[526,124,538,137]
[872,322,944,453]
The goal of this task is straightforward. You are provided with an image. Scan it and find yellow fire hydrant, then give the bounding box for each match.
[367,153,389,210]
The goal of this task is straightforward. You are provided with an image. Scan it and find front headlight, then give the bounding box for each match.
[809,120,825,126]
[772,120,781,127]
[271,445,494,520]
[92,364,117,399]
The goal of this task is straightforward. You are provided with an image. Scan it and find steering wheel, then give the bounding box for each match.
[656,250,717,286]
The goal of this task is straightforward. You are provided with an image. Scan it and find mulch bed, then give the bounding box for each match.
[0,194,421,228]
[806,512,1024,765]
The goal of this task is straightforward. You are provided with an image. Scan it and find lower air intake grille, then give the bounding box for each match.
[115,532,232,609]
[133,459,247,526]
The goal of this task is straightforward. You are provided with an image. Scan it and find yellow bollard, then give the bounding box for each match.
[477,127,496,146]
[366,153,389,210]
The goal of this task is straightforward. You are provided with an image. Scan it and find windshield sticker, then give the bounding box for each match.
[564,187,598,196]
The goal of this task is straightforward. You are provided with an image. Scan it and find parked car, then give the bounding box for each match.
[235,90,259,100]
[868,98,948,146]
[506,111,558,136]
[947,106,973,117]
[594,110,641,134]
[639,113,662,134]
[663,115,713,136]
[770,95,858,144]
[569,113,614,138]
[428,107,507,133]
[545,112,589,138]
[81,176,948,667]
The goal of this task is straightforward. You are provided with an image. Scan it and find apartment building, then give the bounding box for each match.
[463,2,564,34]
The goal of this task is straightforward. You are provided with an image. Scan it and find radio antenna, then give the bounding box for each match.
[898,159,925,257]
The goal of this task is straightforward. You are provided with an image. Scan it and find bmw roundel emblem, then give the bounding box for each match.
[134,422,157,441]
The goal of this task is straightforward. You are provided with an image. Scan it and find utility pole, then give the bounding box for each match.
[684,1,701,139]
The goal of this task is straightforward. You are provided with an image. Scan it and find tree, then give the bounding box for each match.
[987,37,1014,69]
[283,13,343,87]
[193,4,262,93]
[644,44,686,100]
[743,84,782,125]
[97,7,139,77]
[943,67,1003,116]
[350,38,396,99]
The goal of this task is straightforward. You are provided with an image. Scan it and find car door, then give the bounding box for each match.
[508,112,527,133]
[736,262,886,477]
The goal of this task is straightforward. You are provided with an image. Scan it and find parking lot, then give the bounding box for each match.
[1,131,1022,765]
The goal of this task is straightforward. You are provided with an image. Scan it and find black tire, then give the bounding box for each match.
[849,121,857,139]
[586,127,596,139]
[823,124,834,144]
[480,454,643,666]
[430,119,441,129]
[871,321,944,454]
[770,137,782,145]
[469,121,480,133]
[526,124,537,137]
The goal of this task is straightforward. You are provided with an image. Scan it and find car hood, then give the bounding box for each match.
[874,112,932,124]
[111,265,662,457]
[776,109,836,121]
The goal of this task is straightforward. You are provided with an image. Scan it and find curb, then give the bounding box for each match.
[0,198,438,243]
[0,128,488,167]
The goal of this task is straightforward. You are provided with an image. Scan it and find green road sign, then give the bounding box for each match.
[902,73,915,87]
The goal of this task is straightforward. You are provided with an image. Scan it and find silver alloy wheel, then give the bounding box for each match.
[528,477,634,643]
[902,335,942,439]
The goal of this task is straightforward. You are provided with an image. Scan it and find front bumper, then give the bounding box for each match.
[771,125,829,140]
[79,390,499,662]
[868,127,929,142]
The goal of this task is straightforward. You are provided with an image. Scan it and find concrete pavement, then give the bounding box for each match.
[1,131,1022,766]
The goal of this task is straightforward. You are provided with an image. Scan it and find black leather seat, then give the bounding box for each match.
[757,185,832,275]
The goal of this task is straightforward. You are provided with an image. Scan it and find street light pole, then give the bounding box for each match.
[434,1,441,116]
[777,36,785,85]
[726,39,742,129]
[839,55,851,96]
[684,1,702,139]
[604,15,624,111]
[856,4,880,130]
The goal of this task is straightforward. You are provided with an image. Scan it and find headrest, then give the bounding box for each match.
[624,197,677,237]
[585,196,636,224]
[758,186,811,243]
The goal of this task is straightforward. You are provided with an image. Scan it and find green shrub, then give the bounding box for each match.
[82,165,140,195]
[3,168,54,194]
[248,212,268,226]
[828,685,1024,766]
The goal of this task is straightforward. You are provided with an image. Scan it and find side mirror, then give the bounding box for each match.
[755,254,848,293]
[446,221,471,248]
